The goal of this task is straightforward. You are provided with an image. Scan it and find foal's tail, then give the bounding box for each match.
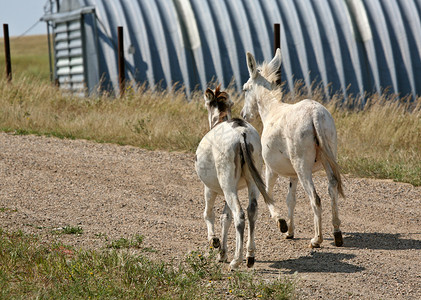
[313,120,345,198]
[240,133,275,206]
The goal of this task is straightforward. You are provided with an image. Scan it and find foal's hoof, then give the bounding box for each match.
[334,231,344,247]
[211,237,220,249]
[246,256,255,268]
[229,260,241,270]
[218,250,228,263]
[309,243,321,249]
[277,219,288,233]
[285,234,294,240]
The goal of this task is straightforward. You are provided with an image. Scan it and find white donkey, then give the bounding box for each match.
[241,49,345,248]
[195,86,288,269]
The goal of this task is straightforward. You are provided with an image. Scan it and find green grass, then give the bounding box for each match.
[227,271,295,299]
[52,226,84,235]
[0,207,17,213]
[0,228,296,299]
[106,235,144,249]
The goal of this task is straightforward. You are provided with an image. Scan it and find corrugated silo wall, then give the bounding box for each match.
[75,0,421,100]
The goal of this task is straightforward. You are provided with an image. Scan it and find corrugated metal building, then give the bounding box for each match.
[42,0,421,99]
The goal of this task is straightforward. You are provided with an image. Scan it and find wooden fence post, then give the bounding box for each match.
[117,26,125,97]
[274,23,280,56]
[3,24,12,82]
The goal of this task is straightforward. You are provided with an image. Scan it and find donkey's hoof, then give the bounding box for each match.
[211,237,221,249]
[334,231,344,247]
[246,256,255,268]
[285,234,294,240]
[277,219,288,233]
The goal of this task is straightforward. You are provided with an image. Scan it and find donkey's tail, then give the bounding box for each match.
[313,118,345,198]
[240,133,275,206]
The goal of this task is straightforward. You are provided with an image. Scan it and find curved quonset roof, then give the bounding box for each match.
[52,0,421,99]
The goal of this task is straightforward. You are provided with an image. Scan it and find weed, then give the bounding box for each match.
[94,232,108,240]
[228,270,296,300]
[185,249,223,281]
[106,235,144,249]
[52,226,83,235]
[0,207,17,213]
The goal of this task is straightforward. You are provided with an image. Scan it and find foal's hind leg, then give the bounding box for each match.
[224,191,245,270]
[203,187,220,249]
[219,202,232,262]
[245,183,259,268]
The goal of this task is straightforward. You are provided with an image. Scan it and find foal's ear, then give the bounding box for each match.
[204,88,214,104]
[246,52,258,79]
[217,91,233,109]
[268,48,282,75]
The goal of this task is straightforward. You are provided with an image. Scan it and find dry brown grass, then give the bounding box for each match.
[0,35,51,81]
[1,75,420,186]
[277,82,421,185]
[0,78,209,152]
[333,94,421,185]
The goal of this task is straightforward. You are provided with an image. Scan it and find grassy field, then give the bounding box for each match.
[0,34,51,81]
[0,75,420,186]
[0,228,295,299]
[0,34,420,299]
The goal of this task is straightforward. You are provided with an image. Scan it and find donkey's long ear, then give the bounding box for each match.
[204,88,214,104]
[267,48,282,75]
[246,52,258,79]
[226,95,234,109]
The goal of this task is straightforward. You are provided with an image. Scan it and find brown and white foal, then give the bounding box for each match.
[195,86,287,269]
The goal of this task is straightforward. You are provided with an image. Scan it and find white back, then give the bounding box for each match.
[240,49,345,248]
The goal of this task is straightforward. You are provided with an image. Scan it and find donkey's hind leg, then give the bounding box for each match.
[323,164,343,246]
[203,187,220,249]
[286,177,298,239]
[265,166,286,232]
[301,175,323,248]
[245,183,259,268]
[294,165,323,248]
[219,202,232,262]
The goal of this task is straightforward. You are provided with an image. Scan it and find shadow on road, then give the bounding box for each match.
[344,232,421,250]
[258,232,420,275]
[266,252,364,274]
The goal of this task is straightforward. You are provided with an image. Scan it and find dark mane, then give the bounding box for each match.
[228,118,247,128]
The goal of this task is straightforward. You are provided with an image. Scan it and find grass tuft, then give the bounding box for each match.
[227,270,296,300]
[106,235,144,249]
[52,226,83,235]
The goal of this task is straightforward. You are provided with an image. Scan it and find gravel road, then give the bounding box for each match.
[0,132,420,299]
